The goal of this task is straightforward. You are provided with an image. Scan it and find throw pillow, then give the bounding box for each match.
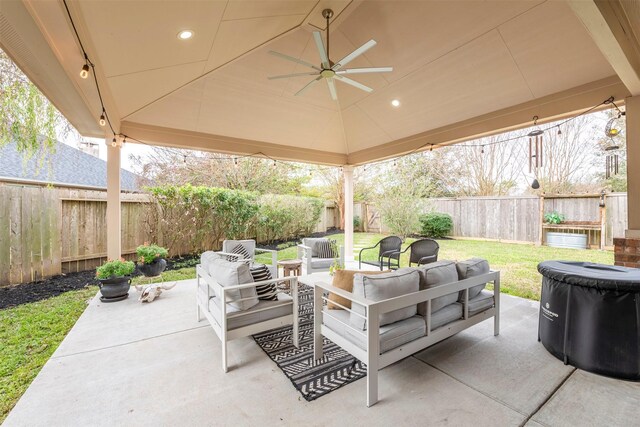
[231,243,250,260]
[315,239,336,258]
[328,269,390,309]
[250,264,278,301]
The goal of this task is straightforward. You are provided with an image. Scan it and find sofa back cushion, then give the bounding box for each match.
[456,258,490,301]
[302,238,328,257]
[416,260,459,313]
[222,239,256,261]
[349,268,420,331]
[328,269,390,309]
[209,258,259,311]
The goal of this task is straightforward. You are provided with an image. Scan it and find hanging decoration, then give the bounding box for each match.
[528,116,544,173]
[603,97,624,179]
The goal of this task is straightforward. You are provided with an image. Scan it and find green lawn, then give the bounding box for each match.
[0,234,613,421]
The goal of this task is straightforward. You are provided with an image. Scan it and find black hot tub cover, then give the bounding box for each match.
[537,261,640,292]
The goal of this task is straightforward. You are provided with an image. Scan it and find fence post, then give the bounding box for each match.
[538,194,545,246]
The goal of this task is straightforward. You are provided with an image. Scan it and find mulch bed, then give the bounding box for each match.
[0,231,342,310]
[0,270,99,310]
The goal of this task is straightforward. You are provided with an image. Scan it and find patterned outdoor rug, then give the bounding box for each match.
[253,284,366,401]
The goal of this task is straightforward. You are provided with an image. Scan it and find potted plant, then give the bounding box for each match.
[544,211,565,225]
[136,243,169,277]
[96,259,135,302]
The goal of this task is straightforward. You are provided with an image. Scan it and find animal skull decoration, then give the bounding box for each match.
[135,282,177,303]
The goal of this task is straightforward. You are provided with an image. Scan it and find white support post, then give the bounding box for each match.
[626,96,640,238]
[366,304,379,407]
[344,166,354,261]
[106,140,121,260]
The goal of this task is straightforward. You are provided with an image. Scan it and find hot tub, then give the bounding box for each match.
[537,261,640,380]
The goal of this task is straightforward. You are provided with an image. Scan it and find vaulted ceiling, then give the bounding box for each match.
[1,0,639,165]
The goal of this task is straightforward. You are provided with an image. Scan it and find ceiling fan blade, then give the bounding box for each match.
[268,72,318,80]
[327,78,338,101]
[269,51,321,71]
[332,39,377,71]
[312,31,330,69]
[295,76,322,96]
[334,75,373,93]
[336,67,393,75]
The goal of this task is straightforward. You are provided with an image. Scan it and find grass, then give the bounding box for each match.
[0,286,97,422]
[256,233,613,301]
[0,234,613,421]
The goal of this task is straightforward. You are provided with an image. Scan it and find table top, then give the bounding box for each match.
[277,259,302,266]
[298,271,333,287]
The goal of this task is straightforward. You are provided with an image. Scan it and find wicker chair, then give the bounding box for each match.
[390,238,439,268]
[358,236,403,270]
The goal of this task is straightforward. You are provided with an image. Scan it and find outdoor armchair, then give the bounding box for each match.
[221,239,278,278]
[358,236,402,270]
[197,252,299,372]
[297,237,345,274]
[389,238,439,268]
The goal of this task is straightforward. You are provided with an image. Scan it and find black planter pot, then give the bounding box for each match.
[98,276,131,303]
[138,258,167,277]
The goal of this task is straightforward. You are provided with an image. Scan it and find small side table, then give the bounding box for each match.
[278,259,303,277]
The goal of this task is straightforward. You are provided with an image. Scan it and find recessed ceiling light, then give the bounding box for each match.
[391,99,400,107]
[177,30,194,40]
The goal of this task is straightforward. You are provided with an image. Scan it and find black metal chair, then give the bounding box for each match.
[389,238,439,268]
[358,236,403,271]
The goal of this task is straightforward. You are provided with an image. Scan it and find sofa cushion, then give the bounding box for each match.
[430,302,463,331]
[350,268,420,331]
[467,290,494,316]
[208,258,259,311]
[416,260,459,314]
[249,264,277,301]
[324,309,426,354]
[456,258,490,301]
[209,293,292,330]
[328,269,390,309]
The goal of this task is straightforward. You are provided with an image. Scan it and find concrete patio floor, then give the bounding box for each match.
[4,278,640,427]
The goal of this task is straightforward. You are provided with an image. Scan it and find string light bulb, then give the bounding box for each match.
[111,137,117,148]
[234,157,238,167]
[272,160,277,168]
[80,63,90,79]
[393,159,397,167]
[481,146,485,154]
[99,113,106,127]
[557,128,562,136]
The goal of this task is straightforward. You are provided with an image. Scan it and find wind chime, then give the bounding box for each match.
[528,116,544,189]
[603,98,624,179]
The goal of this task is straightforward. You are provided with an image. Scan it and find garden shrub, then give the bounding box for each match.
[419,212,453,238]
[254,195,324,243]
[353,215,362,230]
[375,187,421,239]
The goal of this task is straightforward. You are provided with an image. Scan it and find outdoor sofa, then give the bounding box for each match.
[196,251,299,372]
[313,258,500,406]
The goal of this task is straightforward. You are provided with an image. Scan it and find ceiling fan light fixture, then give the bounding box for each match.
[391,99,400,107]
[177,30,194,40]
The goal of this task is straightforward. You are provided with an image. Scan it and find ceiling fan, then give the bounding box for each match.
[267,8,393,101]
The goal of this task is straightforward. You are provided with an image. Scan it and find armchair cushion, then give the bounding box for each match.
[456,258,490,301]
[209,293,293,330]
[315,239,337,258]
[223,239,256,261]
[249,264,277,301]
[350,268,420,331]
[324,309,426,354]
[231,243,251,260]
[328,269,390,309]
[208,259,259,311]
[302,238,328,257]
[310,258,335,269]
[416,260,459,314]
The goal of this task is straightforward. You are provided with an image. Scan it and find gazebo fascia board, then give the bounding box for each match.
[347,76,630,165]
[120,121,348,166]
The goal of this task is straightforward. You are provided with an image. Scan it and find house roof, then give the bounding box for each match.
[0,140,142,191]
[0,1,638,165]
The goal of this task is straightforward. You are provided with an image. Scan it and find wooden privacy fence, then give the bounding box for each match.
[364,193,628,248]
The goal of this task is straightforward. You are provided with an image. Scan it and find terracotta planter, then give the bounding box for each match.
[138,258,167,277]
[98,276,131,302]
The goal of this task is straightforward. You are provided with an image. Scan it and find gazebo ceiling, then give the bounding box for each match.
[1,0,638,165]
